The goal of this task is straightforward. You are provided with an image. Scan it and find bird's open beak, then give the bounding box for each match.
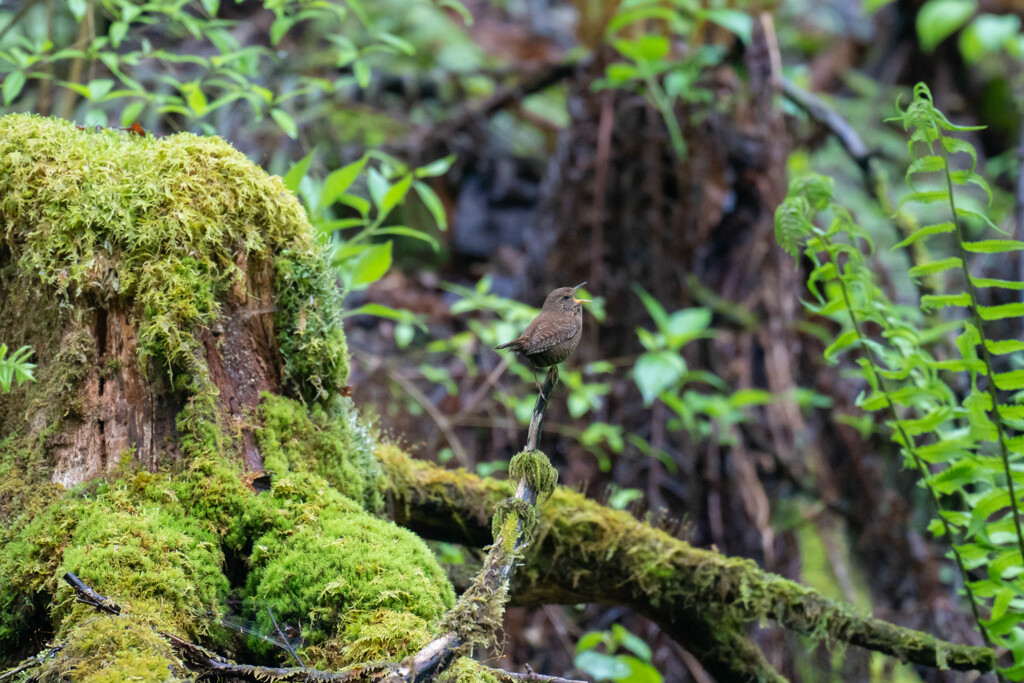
[572,282,591,304]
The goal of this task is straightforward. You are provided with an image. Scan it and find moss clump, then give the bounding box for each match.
[490,497,536,542]
[508,450,557,502]
[304,609,433,669]
[36,617,186,683]
[244,474,455,661]
[0,113,347,396]
[274,252,349,401]
[256,394,381,512]
[436,657,499,683]
[53,501,228,641]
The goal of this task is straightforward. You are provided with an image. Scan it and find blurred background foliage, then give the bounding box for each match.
[3,0,1024,679]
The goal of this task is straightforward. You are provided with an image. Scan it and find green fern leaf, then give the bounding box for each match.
[774,198,813,263]
[892,222,954,249]
[979,302,1024,321]
[993,369,1024,390]
[985,339,1024,355]
[961,239,1024,253]
[909,257,962,278]
[900,189,949,207]
[969,275,1024,290]
[921,292,971,310]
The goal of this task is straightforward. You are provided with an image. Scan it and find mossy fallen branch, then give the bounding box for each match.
[385,367,561,682]
[378,446,995,678]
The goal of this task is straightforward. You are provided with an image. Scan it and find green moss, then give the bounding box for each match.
[274,252,350,401]
[36,617,186,683]
[243,475,455,660]
[303,609,433,669]
[436,657,499,683]
[54,498,228,641]
[0,113,347,399]
[256,394,381,512]
[508,450,557,503]
[490,497,536,543]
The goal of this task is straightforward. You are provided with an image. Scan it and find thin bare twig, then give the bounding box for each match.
[267,606,305,668]
[64,571,121,615]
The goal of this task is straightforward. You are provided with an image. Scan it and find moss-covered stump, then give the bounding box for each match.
[0,113,347,485]
[0,116,456,680]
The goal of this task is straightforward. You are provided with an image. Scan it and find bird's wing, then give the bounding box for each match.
[526,317,576,354]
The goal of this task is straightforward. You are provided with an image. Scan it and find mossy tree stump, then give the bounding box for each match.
[0,115,453,680]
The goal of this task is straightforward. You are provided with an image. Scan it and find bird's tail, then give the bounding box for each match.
[495,339,521,351]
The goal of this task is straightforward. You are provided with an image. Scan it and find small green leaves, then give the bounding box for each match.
[916,0,976,53]
[270,108,297,138]
[3,71,26,105]
[322,156,368,208]
[282,148,316,193]
[0,344,35,392]
[633,351,686,406]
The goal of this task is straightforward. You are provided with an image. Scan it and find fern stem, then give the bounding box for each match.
[825,243,1000,665]
[940,142,1024,567]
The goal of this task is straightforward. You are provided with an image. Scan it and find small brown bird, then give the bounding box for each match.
[495,283,590,368]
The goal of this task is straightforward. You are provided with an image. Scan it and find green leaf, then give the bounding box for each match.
[186,85,207,116]
[283,149,316,194]
[970,275,1024,290]
[109,21,128,47]
[375,32,415,55]
[612,624,653,661]
[959,13,1020,63]
[893,222,954,249]
[68,0,87,20]
[634,351,686,405]
[729,389,774,408]
[614,35,670,62]
[270,108,297,138]
[120,100,145,126]
[3,71,26,105]
[270,16,295,45]
[415,154,456,178]
[322,156,367,207]
[908,257,962,278]
[574,651,631,681]
[824,329,860,362]
[341,303,425,329]
[354,60,371,88]
[917,0,976,53]
[921,292,971,309]
[928,460,978,495]
[379,174,413,219]
[979,302,1024,321]
[962,239,1024,253]
[373,226,439,252]
[414,181,448,231]
[993,370,1024,390]
[698,9,752,44]
[986,339,1024,355]
[344,241,393,289]
[576,631,606,654]
[664,308,711,349]
[900,189,949,206]
[367,168,389,211]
